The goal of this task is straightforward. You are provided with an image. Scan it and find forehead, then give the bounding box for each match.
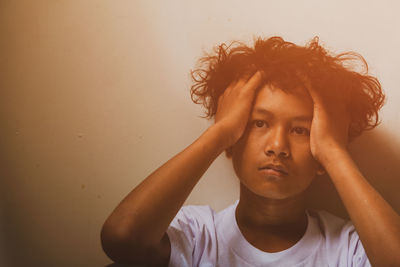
[252,84,313,118]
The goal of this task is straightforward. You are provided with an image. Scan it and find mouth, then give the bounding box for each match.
[258,164,289,176]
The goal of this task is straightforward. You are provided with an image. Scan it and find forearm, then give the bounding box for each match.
[323,148,400,266]
[102,124,226,248]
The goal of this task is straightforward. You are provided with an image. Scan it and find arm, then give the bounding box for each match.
[307,84,400,267]
[100,72,263,265]
[323,147,400,267]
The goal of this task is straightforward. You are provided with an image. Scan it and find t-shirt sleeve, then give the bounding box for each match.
[326,217,371,267]
[166,205,217,267]
[315,210,371,267]
[344,222,372,267]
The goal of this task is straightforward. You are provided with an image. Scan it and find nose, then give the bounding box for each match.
[264,126,290,158]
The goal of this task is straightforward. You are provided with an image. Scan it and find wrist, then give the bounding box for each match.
[318,145,352,173]
[203,123,231,155]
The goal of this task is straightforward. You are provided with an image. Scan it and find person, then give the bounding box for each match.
[100,36,400,266]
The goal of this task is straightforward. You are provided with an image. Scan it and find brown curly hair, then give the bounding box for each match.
[190,36,385,140]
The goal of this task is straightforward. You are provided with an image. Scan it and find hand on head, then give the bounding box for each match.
[303,79,351,164]
[214,71,264,149]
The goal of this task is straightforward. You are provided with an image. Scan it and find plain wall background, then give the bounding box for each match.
[1,0,399,266]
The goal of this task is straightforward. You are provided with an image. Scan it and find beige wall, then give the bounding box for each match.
[1,0,399,266]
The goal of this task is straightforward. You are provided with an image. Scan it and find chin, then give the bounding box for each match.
[243,182,286,199]
[242,180,307,201]
[258,191,293,200]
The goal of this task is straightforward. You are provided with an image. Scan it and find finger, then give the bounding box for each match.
[303,78,349,125]
[301,78,334,110]
[217,80,235,104]
[241,71,264,94]
[232,73,252,91]
[226,71,263,98]
[217,92,225,106]
[218,74,248,105]
[300,76,320,103]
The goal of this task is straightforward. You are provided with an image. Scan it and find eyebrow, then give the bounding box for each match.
[253,107,313,122]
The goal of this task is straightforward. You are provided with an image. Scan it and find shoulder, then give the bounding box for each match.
[166,203,236,266]
[308,209,371,267]
[308,209,356,239]
[167,205,217,266]
[170,202,235,228]
[169,204,217,230]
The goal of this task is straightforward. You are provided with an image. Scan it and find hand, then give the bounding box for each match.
[305,80,351,166]
[214,71,263,149]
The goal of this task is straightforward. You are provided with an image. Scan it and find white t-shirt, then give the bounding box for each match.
[166,201,371,267]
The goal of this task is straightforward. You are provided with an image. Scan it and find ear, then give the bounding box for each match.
[316,164,326,176]
[225,147,233,158]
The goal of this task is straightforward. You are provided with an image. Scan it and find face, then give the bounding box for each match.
[231,83,322,200]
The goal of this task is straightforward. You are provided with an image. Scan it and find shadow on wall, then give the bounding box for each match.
[306,127,400,219]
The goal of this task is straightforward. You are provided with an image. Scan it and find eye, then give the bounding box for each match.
[292,127,310,135]
[253,120,268,128]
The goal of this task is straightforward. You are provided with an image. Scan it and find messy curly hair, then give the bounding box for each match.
[190,36,385,140]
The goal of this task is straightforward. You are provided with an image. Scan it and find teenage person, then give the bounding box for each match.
[101,36,400,266]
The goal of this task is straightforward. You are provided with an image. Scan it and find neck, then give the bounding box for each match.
[236,183,307,228]
[235,183,309,252]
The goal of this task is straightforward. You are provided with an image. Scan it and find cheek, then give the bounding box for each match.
[231,135,257,176]
[292,146,320,176]
[231,140,246,174]
[299,151,319,177]
[231,129,251,155]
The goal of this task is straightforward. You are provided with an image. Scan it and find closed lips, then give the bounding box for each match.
[259,164,289,175]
